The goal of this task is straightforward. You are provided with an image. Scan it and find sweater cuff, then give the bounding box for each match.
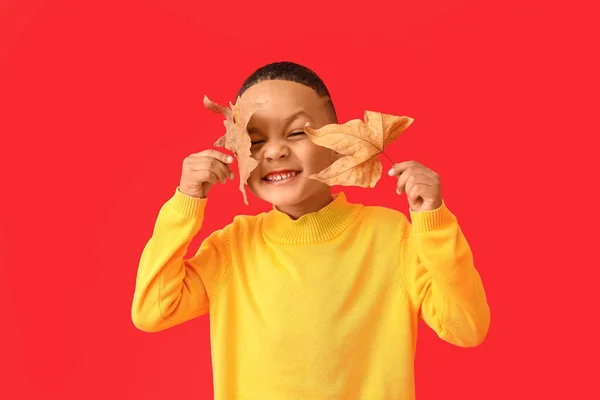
[169,187,208,219]
[409,200,456,233]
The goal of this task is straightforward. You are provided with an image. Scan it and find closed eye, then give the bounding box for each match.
[251,132,304,146]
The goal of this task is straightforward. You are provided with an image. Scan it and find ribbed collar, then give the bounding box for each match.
[261,192,363,245]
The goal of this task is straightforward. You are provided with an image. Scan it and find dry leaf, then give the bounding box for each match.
[303,111,414,187]
[203,95,265,205]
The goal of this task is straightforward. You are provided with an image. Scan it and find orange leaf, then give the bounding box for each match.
[303,111,414,187]
[203,95,265,205]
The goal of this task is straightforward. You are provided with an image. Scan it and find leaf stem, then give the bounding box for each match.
[381,150,395,166]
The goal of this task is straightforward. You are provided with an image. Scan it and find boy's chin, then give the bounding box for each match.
[248,182,306,207]
[255,191,304,208]
[248,179,332,210]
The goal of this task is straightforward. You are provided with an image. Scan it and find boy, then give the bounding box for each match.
[131,61,490,400]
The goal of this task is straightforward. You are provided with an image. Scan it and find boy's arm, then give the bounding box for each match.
[131,188,230,332]
[399,201,491,347]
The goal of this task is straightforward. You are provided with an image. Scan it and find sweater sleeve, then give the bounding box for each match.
[400,201,491,347]
[131,188,231,333]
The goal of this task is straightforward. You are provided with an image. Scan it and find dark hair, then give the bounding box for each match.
[237,61,338,122]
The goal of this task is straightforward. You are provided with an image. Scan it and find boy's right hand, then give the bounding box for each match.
[179,150,235,199]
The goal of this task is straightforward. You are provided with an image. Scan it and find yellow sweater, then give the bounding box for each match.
[132,189,490,400]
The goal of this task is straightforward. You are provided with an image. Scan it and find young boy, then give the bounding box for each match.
[131,61,490,400]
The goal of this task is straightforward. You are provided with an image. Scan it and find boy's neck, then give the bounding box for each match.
[274,190,334,220]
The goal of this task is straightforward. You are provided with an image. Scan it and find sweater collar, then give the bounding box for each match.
[262,192,362,245]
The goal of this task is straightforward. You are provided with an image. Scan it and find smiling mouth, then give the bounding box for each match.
[262,170,302,183]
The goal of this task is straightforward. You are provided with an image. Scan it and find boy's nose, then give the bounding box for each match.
[264,143,290,160]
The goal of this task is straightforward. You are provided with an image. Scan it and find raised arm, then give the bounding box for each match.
[131,189,231,332]
[400,203,490,347]
[132,149,235,332]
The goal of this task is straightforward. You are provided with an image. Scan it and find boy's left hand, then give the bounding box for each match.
[388,161,443,212]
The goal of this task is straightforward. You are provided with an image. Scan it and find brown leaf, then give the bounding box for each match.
[203,95,265,205]
[303,110,414,187]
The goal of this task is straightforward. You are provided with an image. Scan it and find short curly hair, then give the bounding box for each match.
[237,61,338,122]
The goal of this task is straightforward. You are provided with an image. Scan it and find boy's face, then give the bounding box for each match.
[240,80,339,211]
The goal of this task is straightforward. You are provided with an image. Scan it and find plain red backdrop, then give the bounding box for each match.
[1,0,598,399]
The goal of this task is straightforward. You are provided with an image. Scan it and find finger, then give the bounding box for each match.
[207,158,233,183]
[407,183,429,205]
[189,158,232,184]
[396,171,431,195]
[389,162,439,180]
[190,150,234,165]
[388,161,422,177]
[395,168,417,193]
[192,169,219,185]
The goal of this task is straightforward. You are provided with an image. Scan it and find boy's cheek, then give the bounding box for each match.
[247,172,262,188]
[331,150,343,162]
[246,179,261,198]
[319,148,341,168]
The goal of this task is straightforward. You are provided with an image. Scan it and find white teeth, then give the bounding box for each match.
[267,171,298,181]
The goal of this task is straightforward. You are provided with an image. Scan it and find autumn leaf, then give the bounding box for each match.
[303,110,414,188]
[203,95,265,205]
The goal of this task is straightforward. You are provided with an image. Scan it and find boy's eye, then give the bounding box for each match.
[250,132,304,146]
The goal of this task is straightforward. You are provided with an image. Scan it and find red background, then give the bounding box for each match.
[1,0,598,399]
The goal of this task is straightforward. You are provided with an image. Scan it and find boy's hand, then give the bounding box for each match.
[179,150,235,199]
[388,161,443,212]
